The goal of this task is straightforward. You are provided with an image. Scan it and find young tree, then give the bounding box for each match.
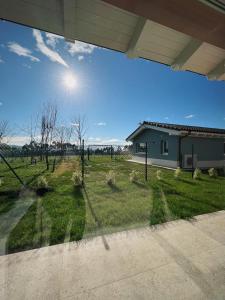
[0,120,9,144]
[22,115,39,164]
[55,125,72,157]
[71,115,87,147]
[40,103,58,170]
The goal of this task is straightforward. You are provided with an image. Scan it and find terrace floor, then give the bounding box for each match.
[1,210,225,300]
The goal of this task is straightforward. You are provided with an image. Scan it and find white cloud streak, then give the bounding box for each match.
[33,29,68,68]
[0,57,4,63]
[96,122,106,126]
[0,102,3,106]
[8,42,40,62]
[45,32,64,48]
[185,114,195,119]
[67,41,97,56]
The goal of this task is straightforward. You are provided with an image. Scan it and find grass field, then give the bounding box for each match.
[0,155,225,254]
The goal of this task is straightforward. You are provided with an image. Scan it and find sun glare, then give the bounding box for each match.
[63,73,77,90]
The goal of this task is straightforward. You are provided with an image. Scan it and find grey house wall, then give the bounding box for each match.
[181,136,225,168]
[132,128,179,168]
[132,128,225,169]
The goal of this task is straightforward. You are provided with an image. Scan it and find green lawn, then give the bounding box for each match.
[0,155,225,254]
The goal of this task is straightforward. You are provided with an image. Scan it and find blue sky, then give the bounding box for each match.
[0,20,225,145]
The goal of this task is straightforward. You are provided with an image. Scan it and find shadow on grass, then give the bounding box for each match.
[0,163,30,174]
[0,191,19,216]
[83,186,110,250]
[5,185,86,254]
[178,178,197,185]
[26,169,46,185]
[133,181,148,189]
[108,182,121,193]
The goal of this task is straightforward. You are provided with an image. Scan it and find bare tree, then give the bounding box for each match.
[22,115,39,164]
[55,125,72,157]
[0,120,9,144]
[71,115,87,147]
[40,103,58,170]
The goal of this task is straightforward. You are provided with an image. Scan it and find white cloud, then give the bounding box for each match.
[87,137,124,145]
[67,41,97,56]
[8,42,40,62]
[71,122,79,127]
[185,114,195,119]
[96,122,106,126]
[78,55,84,61]
[3,135,30,146]
[0,102,3,106]
[0,57,4,63]
[164,117,169,120]
[45,32,64,48]
[33,29,68,68]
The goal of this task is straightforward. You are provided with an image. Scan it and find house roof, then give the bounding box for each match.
[126,121,225,141]
[1,0,225,81]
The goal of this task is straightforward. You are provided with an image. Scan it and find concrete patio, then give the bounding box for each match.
[1,210,225,300]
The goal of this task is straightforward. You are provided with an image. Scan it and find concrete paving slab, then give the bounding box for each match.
[73,262,206,300]
[0,210,225,300]
[192,211,225,245]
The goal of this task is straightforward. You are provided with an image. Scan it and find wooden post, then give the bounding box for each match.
[110,145,113,160]
[82,139,84,185]
[87,147,90,161]
[192,144,194,178]
[145,142,148,181]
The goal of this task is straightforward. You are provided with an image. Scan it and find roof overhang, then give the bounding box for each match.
[0,0,225,81]
[126,124,225,141]
[126,124,182,141]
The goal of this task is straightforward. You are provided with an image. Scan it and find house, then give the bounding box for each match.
[126,121,225,169]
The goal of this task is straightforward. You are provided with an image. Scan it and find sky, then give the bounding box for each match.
[0,20,225,146]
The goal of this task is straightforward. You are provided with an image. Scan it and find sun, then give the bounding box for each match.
[63,72,77,90]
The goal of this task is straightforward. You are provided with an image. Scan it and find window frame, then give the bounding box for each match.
[161,140,169,155]
[136,142,146,153]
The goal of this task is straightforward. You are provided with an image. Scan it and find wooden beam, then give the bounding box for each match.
[207,59,225,80]
[171,39,202,71]
[103,0,225,50]
[126,16,147,58]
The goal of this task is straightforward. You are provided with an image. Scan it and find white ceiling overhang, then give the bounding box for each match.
[0,0,225,81]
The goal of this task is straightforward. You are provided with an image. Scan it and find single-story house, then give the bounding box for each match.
[126,121,225,169]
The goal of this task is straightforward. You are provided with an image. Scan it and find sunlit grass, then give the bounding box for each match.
[0,155,224,254]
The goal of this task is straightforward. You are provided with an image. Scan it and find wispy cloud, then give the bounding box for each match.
[22,63,31,69]
[164,117,169,120]
[0,102,3,106]
[0,57,4,63]
[67,41,97,56]
[33,29,68,68]
[78,55,84,61]
[96,122,106,126]
[45,32,64,49]
[185,114,195,119]
[8,42,40,62]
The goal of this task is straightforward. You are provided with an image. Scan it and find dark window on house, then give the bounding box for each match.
[161,140,168,155]
[136,142,146,153]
